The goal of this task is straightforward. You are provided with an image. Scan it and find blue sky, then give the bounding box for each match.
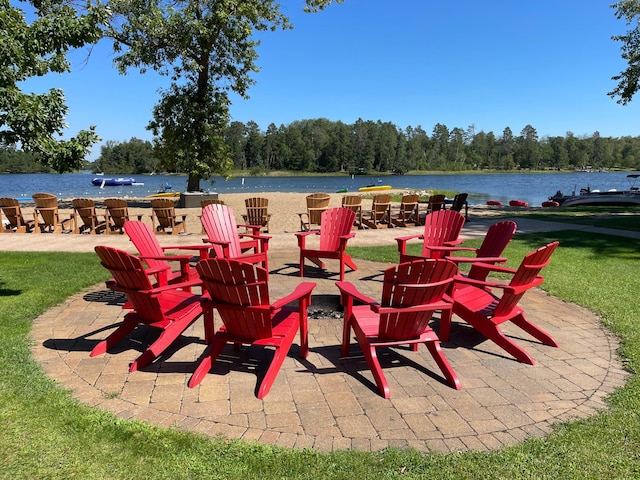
[23,0,640,159]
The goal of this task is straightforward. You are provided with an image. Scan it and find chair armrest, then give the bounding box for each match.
[110,277,202,295]
[335,281,378,306]
[295,230,319,248]
[149,278,202,294]
[453,274,543,295]
[138,254,193,262]
[237,223,262,235]
[203,238,232,248]
[429,245,476,253]
[395,234,423,254]
[377,300,452,316]
[446,255,507,264]
[271,282,316,310]
[464,262,517,275]
[160,244,212,253]
[238,233,271,242]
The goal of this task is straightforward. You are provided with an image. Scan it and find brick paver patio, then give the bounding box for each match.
[24,220,629,453]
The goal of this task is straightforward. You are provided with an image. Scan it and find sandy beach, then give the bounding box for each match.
[44,191,510,236]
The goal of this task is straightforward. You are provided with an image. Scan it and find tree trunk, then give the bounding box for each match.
[187,174,201,192]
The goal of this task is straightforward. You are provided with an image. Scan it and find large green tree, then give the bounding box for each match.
[105,0,342,191]
[0,0,104,172]
[610,1,640,104]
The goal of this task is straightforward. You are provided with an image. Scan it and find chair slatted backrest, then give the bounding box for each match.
[378,259,457,341]
[341,195,362,212]
[420,210,466,258]
[450,193,468,212]
[318,207,356,251]
[72,198,102,232]
[494,242,559,318]
[105,198,130,230]
[151,198,178,228]
[200,203,243,258]
[123,220,172,274]
[0,197,31,231]
[94,245,165,322]
[243,197,270,228]
[369,194,392,223]
[467,220,517,280]
[395,194,419,223]
[196,259,272,342]
[200,198,225,208]
[306,193,331,226]
[32,192,60,227]
[427,194,446,212]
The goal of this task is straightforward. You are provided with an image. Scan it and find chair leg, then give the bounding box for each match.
[129,315,198,372]
[89,316,138,357]
[424,341,461,390]
[257,327,297,399]
[511,312,559,348]
[353,323,390,398]
[473,319,536,365]
[188,337,228,388]
[343,254,358,272]
[439,309,453,341]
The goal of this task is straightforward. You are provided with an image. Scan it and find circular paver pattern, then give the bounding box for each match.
[31,258,627,453]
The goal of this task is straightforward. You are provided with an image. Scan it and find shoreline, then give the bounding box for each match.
[34,192,511,235]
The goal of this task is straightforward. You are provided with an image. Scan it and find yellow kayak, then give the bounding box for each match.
[358,185,392,192]
[146,192,181,198]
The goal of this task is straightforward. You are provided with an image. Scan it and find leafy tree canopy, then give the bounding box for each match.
[0,0,105,172]
[610,0,640,104]
[105,0,342,191]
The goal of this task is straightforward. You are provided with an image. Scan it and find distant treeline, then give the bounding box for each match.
[0,145,54,173]
[3,119,640,174]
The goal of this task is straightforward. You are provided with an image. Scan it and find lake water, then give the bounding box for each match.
[0,171,637,207]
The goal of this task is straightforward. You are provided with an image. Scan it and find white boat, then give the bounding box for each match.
[549,174,640,206]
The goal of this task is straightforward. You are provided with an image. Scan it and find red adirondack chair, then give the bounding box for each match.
[91,246,202,372]
[188,259,316,398]
[295,207,357,281]
[200,203,271,272]
[124,220,210,290]
[440,241,560,365]
[337,259,461,398]
[396,210,466,263]
[443,220,517,281]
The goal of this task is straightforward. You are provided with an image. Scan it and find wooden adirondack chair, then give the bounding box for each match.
[426,194,446,213]
[32,192,73,234]
[449,193,469,219]
[337,259,461,398]
[295,207,357,281]
[72,198,107,234]
[443,220,517,281]
[200,203,270,272]
[396,210,466,263]
[298,193,330,231]
[440,241,560,365]
[91,246,202,372]
[241,197,271,233]
[391,193,419,227]
[0,197,35,233]
[150,198,187,234]
[341,195,363,229]
[361,194,392,229]
[124,220,210,290]
[104,198,142,234]
[188,258,316,398]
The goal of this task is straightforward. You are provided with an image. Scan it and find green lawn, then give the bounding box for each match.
[1,223,639,478]
[499,205,640,233]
